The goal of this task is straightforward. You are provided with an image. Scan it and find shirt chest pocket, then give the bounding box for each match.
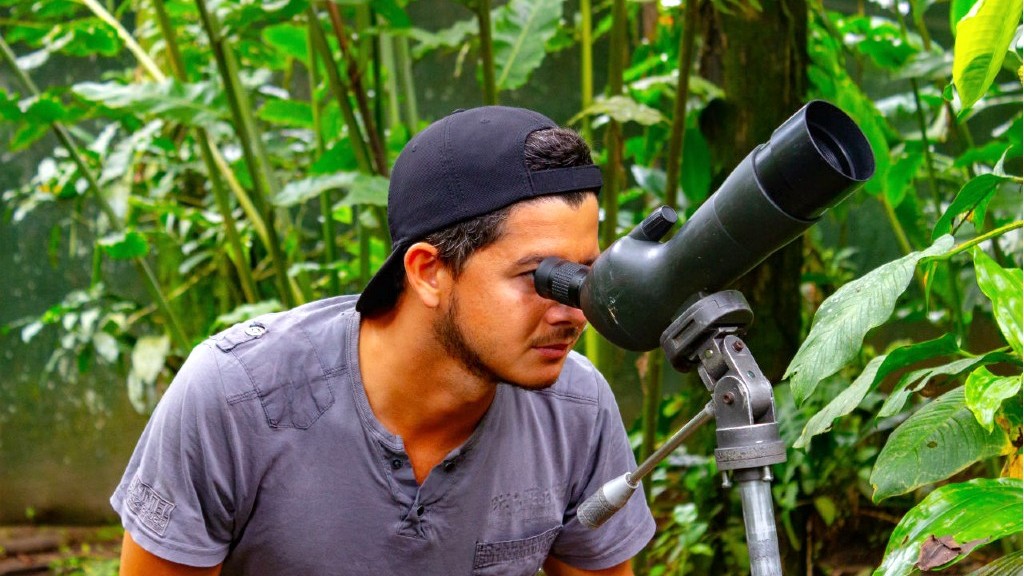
[472,525,561,576]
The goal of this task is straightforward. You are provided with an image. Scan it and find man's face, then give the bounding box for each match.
[433,194,600,390]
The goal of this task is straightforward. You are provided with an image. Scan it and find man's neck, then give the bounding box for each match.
[358,306,496,482]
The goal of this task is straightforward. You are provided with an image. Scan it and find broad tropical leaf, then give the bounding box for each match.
[786,235,954,404]
[967,553,1024,576]
[974,248,1023,356]
[273,172,389,207]
[871,388,1011,501]
[570,95,667,127]
[878,351,1018,418]
[932,174,1013,240]
[98,230,149,260]
[73,80,225,125]
[492,0,564,91]
[794,334,960,448]
[965,367,1022,431]
[874,478,1023,576]
[952,0,1023,110]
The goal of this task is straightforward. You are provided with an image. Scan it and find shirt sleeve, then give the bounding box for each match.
[110,342,251,567]
[548,362,656,570]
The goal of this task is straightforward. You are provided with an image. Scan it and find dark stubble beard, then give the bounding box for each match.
[432,292,499,384]
[432,293,571,390]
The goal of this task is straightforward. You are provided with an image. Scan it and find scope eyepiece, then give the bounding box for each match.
[535,258,589,309]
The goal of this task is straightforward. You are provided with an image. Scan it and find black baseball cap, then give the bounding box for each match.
[356,106,603,316]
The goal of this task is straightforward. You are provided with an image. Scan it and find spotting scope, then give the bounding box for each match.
[535,100,875,351]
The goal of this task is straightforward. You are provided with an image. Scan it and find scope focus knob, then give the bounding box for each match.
[628,206,678,241]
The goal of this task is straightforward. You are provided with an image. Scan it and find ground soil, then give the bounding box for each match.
[0,526,121,575]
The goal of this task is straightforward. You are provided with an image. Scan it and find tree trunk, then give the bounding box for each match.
[698,0,807,382]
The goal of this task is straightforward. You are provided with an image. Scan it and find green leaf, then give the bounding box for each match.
[967,554,1024,576]
[98,230,149,260]
[73,80,225,125]
[878,351,1017,418]
[794,334,960,448]
[950,0,978,35]
[273,172,389,207]
[257,99,314,128]
[974,248,1024,356]
[373,0,411,29]
[680,127,711,206]
[873,478,1023,576]
[570,95,667,127]
[786,235,955,404]
[409,19,477,58]
[952,0,1023,110]
[965,367,1023,431]
[870,388,1010,501]
[933,174,1013,240]
[214,300,283,329]
[262,23,310,65]
[492,0,564,91]
[127,334,171,413]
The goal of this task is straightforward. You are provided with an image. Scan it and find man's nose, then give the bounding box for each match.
[545,301,587,326]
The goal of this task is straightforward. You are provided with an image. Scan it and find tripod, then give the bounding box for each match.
[578,290,787,576]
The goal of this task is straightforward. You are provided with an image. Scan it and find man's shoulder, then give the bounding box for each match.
[188,295,360,429]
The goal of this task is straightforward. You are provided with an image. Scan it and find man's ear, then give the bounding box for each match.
[403,242,449,308]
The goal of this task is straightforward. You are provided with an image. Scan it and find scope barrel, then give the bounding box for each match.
[536,100,875,351]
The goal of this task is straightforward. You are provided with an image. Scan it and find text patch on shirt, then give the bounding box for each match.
[126,476,176,536]
[490,486,556,518]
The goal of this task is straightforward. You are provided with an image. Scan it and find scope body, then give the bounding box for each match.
[536,100,875,351]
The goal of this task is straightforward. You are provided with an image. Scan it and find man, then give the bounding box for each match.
[112,106,655,575]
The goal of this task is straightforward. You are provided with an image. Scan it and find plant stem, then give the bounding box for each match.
[308,15,341,296]
[325,1,389,176]
[394,34,420,134]
[0,32,190,351]
[195,0,298,308]
[603,0,627,250]
[941,220,1024,259]
[579,0,593,145]
[151,0,259,304]
[100,0,274,264]
[475,0,498,104]
[307,8,374,175]
[664,0,699,210]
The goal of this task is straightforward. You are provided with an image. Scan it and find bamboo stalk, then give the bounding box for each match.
[308,15,341,296]
[475,0,498,104]
[325,1,389,176]
[579,0,594,145]
[663,0,700,211]
[0,33,190,351]
[307,7,374,175]
[84,0,274,262]
[394,34,420,133]
[151,0,258,304]
[195,0,298,307]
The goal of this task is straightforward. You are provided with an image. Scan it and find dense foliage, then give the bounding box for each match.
[1,0,1020,573]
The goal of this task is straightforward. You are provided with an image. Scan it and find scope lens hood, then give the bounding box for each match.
[754,100,875,221]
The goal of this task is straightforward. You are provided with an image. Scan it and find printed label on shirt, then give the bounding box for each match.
[490,486,554,518]
[126,476,175,536]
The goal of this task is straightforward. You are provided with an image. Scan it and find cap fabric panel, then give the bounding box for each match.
[357,106,602,316]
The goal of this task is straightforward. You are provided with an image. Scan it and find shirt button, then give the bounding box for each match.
[443,460,455,472]
[416,505,425,516]
[390,458,403,470]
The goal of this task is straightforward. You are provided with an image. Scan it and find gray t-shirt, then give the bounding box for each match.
[111,296,655,575]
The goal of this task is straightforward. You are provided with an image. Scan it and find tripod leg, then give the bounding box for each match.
[737,472,782,576]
